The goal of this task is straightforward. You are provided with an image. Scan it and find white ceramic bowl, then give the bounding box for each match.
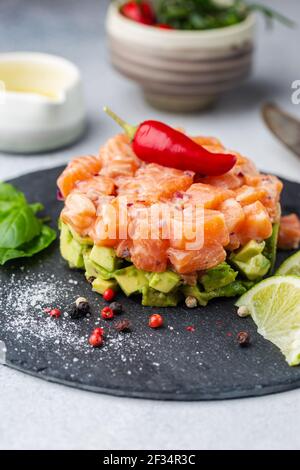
[106,2,256,112]
[0,52,86,153]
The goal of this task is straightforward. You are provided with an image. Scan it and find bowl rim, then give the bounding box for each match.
[108,1,256,39]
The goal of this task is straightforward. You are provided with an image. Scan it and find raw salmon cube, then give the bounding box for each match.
[237,201,273,245]
[57,155,102,198]
[168,243,226,274]
[278,214,300,250]
[218,198,245,233]
[186,183,234,209]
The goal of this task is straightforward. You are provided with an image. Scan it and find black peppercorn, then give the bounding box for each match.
[115,319,131,332]
[237,331,250,347]
[109,301,123,315]
[69,297,90,319]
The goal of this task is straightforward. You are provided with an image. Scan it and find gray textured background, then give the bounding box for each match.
[1,0,300,450]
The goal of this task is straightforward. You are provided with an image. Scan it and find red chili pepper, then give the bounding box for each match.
[155,23,174,29]
[103,107,237,176]
[120,1,156,26]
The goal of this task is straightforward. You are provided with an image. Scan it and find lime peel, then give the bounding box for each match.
[276,250,300,276]
[236,276,300,366]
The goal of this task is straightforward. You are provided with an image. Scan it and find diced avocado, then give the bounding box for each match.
[67,239,85,269]
[60,226,72,263]
[182,285,207,306]
[182,281,247,307]
[232,240,265,263]
[144,272,153,281]
[60,223,84,269]
[141,286,181,307]
[92,277,117,294]
[199,262,237,292]
[83,251,98,279]
[60,221,72,244]
[215,281,248,299]
[241,280,255,290]
[149,271,181,294]
[90,245,119,272]
[231,254,271,281]
[114,265,148,296]
[83,250,116,280]
[263,223,279,273]
[230,239,272,281]
[91,260,115,279]
[92,263,115,280]
[68,224,93,246]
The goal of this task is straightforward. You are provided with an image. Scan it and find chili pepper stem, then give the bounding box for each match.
[103,106,137,141]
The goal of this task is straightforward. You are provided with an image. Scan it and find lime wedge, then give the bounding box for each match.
[236,276,300,366]
[276,251,300,276]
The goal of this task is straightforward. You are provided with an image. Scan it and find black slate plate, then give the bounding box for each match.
[1,166,300,401]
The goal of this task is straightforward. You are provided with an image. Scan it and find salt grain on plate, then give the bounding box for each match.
[0,271,89,352]
[0,266,183,382]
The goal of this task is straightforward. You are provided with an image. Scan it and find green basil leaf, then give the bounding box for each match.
[0,205,42,248]
[29,202,44,214]
[0,182,26,204]
[0,182,27,216]
[0,200,21,214]
[0,225,57,265]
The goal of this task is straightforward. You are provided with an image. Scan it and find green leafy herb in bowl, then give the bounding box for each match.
[154,0,293,30]
[119,0,293,30]
[0,183,56,265]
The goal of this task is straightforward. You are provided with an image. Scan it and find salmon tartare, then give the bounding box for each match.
[57,129,300,307]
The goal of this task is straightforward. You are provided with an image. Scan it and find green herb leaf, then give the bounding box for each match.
[29,202,44,214]
[0,182,26,204]
[0,205,42,248]
[0,182,56,263]
[0,225,57,265]
[0,200,21,214]
[154,0,293,30]
[248,4,295,27]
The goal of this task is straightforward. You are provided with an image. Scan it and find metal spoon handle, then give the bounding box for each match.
[262,102,300,158]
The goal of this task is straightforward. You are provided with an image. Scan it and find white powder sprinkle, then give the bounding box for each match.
[0,270,89,352]
[0,266,185,378]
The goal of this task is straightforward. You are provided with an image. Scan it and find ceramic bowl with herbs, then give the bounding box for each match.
[106,0,290,112]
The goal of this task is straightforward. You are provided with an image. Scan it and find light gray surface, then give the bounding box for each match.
[0,0,300,450]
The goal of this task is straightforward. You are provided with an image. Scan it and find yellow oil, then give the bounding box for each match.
[0,60,73,101]
[5,86,59,100]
